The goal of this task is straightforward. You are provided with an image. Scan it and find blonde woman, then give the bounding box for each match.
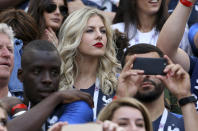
[98,97,153,131]
[58,7,120,120]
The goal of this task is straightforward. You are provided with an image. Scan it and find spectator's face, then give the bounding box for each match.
[0,108,7,131]
[125,52,164,102]
[0,33,14,81]
[78,15,107,57]
[136,0,162,16]
[20,50,61,106]
[43,0,66,31]
[112,106,146,131]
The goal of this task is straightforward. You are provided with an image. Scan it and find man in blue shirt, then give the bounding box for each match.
[6,40,94,131]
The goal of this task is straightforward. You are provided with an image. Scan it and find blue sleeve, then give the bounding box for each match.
[58,101,93,124]
[188,23,198,56]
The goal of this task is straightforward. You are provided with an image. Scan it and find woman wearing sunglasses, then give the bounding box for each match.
[28,0,68,47]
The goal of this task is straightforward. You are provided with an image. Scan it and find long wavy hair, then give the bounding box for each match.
[113,0,168,39]
[58,7,120,95]
[98,97,153,131]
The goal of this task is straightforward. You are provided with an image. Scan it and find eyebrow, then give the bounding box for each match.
[136,118,144,122]
[118,118,144,121]
[86,26,105,28]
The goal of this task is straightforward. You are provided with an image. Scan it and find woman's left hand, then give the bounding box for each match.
[44,27,59,47]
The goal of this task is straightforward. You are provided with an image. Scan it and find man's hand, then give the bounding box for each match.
[56,89,94,108]
[156,55,191,100]
[117,55,144,97]
[0,97,24,115]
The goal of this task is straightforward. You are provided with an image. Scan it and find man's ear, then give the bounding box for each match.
[17,69,24,82]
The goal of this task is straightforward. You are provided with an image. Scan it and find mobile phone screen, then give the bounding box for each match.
[133,57,167,75]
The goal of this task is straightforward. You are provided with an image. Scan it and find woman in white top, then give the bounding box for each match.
[112,0,193,55]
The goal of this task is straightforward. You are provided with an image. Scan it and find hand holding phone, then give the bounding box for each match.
[132,57,168,75]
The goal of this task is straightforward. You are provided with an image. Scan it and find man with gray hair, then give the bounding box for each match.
[0,23,14,98]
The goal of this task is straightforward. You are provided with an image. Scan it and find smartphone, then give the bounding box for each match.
[61,123,102,131]
[132,57,168,75]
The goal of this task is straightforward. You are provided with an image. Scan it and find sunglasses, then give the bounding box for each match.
[0,118,7,127]
[45,4,68,16]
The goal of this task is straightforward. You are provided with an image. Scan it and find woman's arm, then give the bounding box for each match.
[157,0,196,72]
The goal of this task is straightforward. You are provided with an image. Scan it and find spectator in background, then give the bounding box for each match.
[0,0,29,11]
[0,102,8,131]
[98,97,153,131]
[0,23,14,98]
[188,23,198,57]
[0,9,40,46]
[58,7,120,120]
[6,40,94,131]
[112,0,193,56]
[117,43,198,131]
[168,0,198,27]
[0,9,40,99]
[156,0,198,110]
[28,0,69,47]
[80,0,119,12]
[117,44,185,131]
[67,0,118,22]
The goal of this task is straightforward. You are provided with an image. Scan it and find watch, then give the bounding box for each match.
[178,96,197,106]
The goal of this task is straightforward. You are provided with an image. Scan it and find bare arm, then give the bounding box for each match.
[0,0,26,9]
[157,0,196,72]
[7,90,93,131]
[157,55,198,131]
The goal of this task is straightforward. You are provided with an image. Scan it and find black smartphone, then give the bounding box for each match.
[132,57,168,75]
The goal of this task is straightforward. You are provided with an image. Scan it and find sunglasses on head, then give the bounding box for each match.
[45,4,68,16]
[0,118,7,127]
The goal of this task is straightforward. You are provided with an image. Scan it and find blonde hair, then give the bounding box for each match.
[0,23,14,45]
[58,7,120,95]
[98,97,153,131]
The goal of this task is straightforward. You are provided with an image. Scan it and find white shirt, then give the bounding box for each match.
[112,22,193,55]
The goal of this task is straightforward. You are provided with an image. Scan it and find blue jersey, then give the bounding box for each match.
[153,111,184,131]
[45,101,93,130]
[81,83,115,117]
[189,56,198,110]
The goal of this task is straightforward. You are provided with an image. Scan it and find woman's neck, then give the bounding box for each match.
[74,55,99,89]
[137,11,157,32]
